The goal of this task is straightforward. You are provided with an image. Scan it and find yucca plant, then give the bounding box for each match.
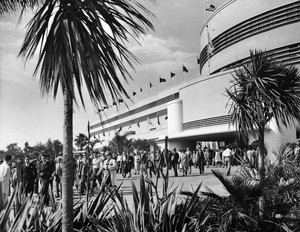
[104,172,212,232]
[202,170,262,220]
[261,146,300,231]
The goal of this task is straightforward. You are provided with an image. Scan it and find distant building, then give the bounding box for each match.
[90,0,300,160]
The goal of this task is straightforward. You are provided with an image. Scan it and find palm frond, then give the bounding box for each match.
[0,0,39,15]
[226,49,300,137]
[19,0,156,109]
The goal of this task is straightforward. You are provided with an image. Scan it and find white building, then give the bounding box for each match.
[90,0,300,158]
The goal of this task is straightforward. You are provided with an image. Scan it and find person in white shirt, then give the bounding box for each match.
[222,146,232,176]
[0,154,12,202]
[134,152,141,175]
[91,153,101,191]
[116,154,123,173]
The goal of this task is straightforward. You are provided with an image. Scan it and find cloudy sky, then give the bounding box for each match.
[0,0,223,150]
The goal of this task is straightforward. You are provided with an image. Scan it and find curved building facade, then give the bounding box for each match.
[91,0,300,158]
[200,0,300,75]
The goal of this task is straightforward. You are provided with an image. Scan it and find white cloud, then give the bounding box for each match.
[130,34,195,65]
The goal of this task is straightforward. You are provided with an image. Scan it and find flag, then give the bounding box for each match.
[197,57,200,64]
[183,65,188,73]
[147,117,153,126]
[118,99,124,103]
[206,2,216,12]
[140,87,143,92]
[137,121,140,127]
[170,72,175,78]
[113,102,117,106]
[133,91,137,96]
[157,116,161,125]
[159,77,166,82]
[207,28,215,56]
[150,82,153,88]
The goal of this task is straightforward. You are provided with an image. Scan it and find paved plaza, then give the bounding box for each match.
[115,165,240,208]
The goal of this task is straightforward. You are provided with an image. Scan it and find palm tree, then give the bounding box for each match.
[226,49,300,217]
[108,131,132,154]
[17,1,155,231]
[74,133,88,151]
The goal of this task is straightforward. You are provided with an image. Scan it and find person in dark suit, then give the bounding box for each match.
[171,148,179,177]
[39,154,54,206]
[21,156,37,196]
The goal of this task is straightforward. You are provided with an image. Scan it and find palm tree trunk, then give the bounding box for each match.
[258,126,265,218]
[62,90,74,232]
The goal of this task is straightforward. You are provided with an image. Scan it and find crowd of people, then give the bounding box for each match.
[0,153,57,206]
[1,140,299,206]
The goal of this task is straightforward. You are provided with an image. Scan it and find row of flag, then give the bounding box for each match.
[97,2,216,113]
[97,64,190,111]
[134,65,189,95]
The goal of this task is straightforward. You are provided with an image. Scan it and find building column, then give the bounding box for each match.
[167,99,183,134]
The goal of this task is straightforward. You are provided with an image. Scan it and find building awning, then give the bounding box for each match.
[157,124,238,142]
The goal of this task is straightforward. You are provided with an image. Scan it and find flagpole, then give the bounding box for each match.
[170,71,172,87]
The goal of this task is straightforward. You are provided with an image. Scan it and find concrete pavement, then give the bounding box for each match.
[116,165,241,208]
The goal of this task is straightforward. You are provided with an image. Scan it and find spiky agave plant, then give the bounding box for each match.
[104,172,212,232]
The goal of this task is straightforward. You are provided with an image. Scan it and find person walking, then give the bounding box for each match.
[103,153,117,187]
[223,146,232,176]
[21,156,37,196]
[134,152,141,175]
[196,147,205,174]
[146,152,156,178]
[214,149,222,167]
[91,153,101,192]
[204,148,210,168]
[0,154,12,202]
[171,148,179,177]
[185,148,193,174]
[180,150,188,176]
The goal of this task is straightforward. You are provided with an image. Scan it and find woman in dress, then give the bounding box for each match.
[180,150,188,176]
[103,152,117,186]
[134,152,141,175]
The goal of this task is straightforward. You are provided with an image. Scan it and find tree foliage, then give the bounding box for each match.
[226,49,300,141]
